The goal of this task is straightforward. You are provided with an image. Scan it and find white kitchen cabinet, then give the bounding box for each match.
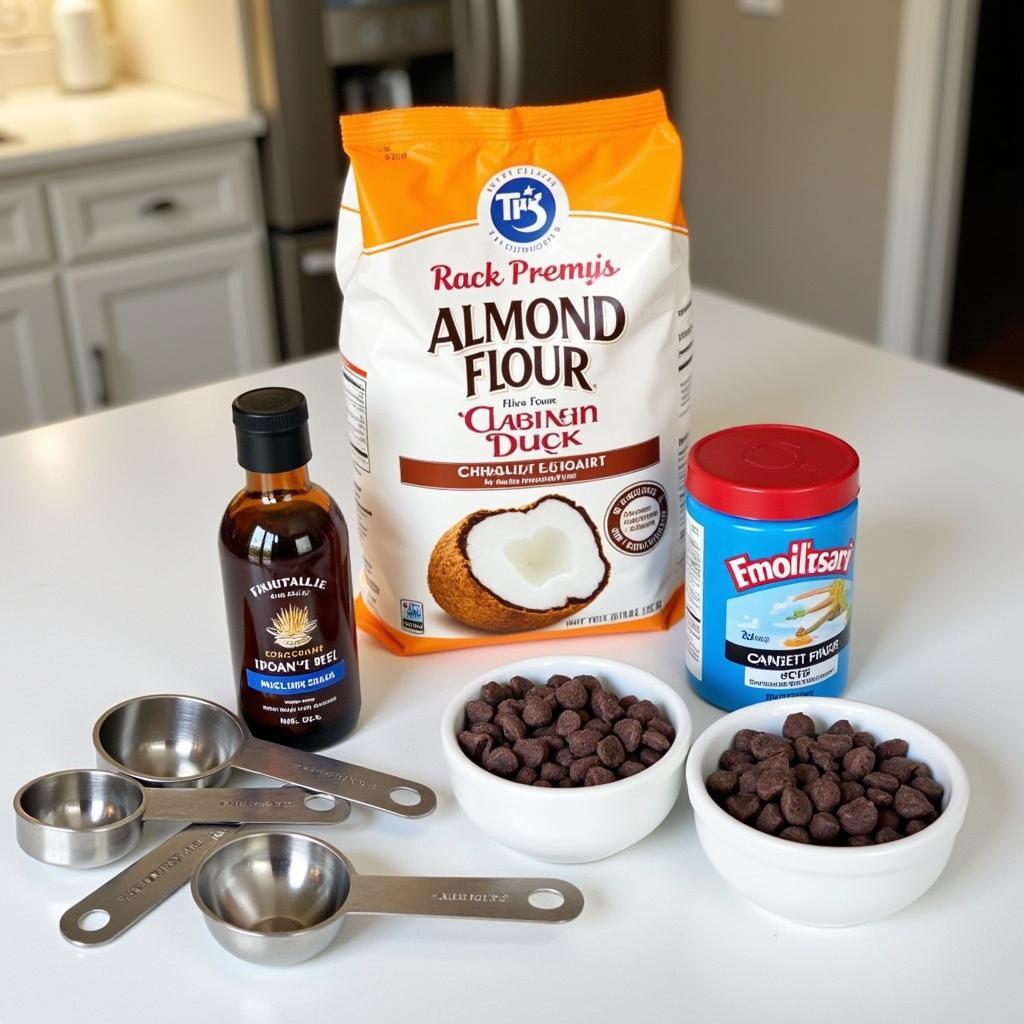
[0,182,52,274]
[0,271,77,433]
[62,231,275,411]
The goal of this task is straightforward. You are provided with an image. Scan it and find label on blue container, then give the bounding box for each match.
[685,497,856,709]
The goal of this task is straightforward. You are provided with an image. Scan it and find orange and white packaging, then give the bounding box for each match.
[336,91,692,655]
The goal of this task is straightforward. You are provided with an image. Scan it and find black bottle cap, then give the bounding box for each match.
[232,387,312,473]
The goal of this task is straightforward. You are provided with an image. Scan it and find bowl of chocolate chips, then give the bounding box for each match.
[441,655,692,863]
[685,697,969,927]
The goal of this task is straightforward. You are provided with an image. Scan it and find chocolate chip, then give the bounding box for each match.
[827,719,856,736]
[794,763,820,788]
[837,797,878,836]
[508,675,533,699]
[756,768,794,802]
[755,802,784,833]
[618,760,646,779]
[614,717,643,753]
[484,746,519,776]
[584,766,616,786]
[842,746,876,779]
[733,728,759,752]
[592,691,624,723]
[513,738,548,769]
[542,733,565,751]
[816,733,854,758]
[706,770,738,799]
[877,807,901,831]
[639,747,663,766]
[555,746,574,768]
[457,730,491,763]
[808,743,837,773]
[847,835,874,846]
[905,818,928,836]
[470,721,502,740]
[809,812,842,843]
[779,826,810,843]
[597,734,626,769]
[495,713,527,743]
[911,777,944,803]
[620,695,639,709]
[750,733,792,761]
[806,777,841,813]
[894,785,934,820]
[780,786,813,826]
[879,757,919,783]
[572,674,601,692]
[738,765,763,793]
[522,699,553,728]
[839,781,865,804]
[554,679,588,710]
[782,712,816,739]
[526,685,557,706]
[532,779,552,788]
[515,767,537,785]
[853,731,876,749]
[497,698,524,718]
[626,700,659,724]
[866,787,893,808]
[641,729,671,753]
[794,735,815,762]
[539,762,567,784]
[465,700,494,724]
[480,681,511,706]
[725,793,761,822]
[567,729,599,758]
[584,718,611,737]
[875,738,909,759]
[863,771,899,793]
[647,717,675,740]
[568,755,600,784]
[875,827,903,844]
[555,710,582,737]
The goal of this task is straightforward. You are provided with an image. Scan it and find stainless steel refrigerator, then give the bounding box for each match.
[247,0,668,359]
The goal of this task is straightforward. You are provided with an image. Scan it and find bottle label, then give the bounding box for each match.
[245,575,345,727]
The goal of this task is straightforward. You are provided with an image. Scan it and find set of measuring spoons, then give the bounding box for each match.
[14,693,584,963]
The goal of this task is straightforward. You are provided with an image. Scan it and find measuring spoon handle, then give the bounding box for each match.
[232,736,437,818]
[60,824,243,946]
[142,786,351,824]
[345,876,584,923]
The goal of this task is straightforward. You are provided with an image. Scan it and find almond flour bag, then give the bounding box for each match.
[337,91,692,654]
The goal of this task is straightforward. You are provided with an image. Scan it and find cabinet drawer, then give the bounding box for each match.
[48,145,258,262]
[0,182,52,273]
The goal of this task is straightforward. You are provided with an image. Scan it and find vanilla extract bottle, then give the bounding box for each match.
[219,387,360,751]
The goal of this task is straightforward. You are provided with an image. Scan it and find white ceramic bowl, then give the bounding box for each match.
[686,696,969,927]
[441,655,692,863]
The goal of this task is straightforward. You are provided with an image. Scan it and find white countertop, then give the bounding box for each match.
[1,289,1021,1022]
[0,80,264,176]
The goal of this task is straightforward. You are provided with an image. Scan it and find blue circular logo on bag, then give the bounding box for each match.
[479,166,567,252]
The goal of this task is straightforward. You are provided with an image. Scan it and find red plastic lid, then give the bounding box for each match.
[687,424,859,521]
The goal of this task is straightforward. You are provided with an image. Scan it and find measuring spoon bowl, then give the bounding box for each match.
[15,768,350,867]
[192,831,584,966]
[94,694,437,818]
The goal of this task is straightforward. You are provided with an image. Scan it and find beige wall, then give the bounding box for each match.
[670,0,902,341]
[107,0,252,106]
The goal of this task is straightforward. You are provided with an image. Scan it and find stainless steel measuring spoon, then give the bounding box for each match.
[192,831,585,966]
[60,823,247,945]
[93,694,436,818]
[14,768,350,867]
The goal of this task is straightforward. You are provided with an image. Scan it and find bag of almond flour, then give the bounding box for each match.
[336,91,692,654]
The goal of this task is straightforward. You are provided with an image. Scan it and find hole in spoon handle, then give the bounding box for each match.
[59,824,243,946]
[348,876,585,923]
[232,738,437,818]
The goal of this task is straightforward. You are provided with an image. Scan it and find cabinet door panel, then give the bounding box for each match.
[0,272,76,435]
[62,232,276,411]
[0,182,52,273]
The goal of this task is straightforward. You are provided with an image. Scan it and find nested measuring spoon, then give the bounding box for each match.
[14,768,350,867]
[93,694,437,817]
[192,831,585,966]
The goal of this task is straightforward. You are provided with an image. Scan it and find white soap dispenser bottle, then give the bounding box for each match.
[53,0,112,93]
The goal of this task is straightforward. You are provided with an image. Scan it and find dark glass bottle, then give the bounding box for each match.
[219,387,360,751]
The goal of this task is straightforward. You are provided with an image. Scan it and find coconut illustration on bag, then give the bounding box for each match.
[427,494,610,633]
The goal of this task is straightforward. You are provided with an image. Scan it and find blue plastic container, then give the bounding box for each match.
[684,425,859,711]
